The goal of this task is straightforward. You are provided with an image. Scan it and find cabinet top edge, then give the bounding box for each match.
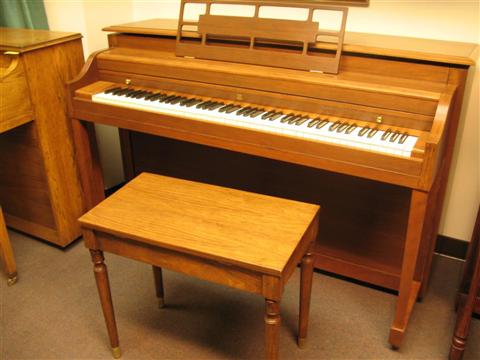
[0,28,82,53]
[103,18,477,67]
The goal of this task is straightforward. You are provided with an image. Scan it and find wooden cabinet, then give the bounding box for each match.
[0,28,84,246]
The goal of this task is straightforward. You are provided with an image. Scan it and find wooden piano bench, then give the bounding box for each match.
[79,172,320,360]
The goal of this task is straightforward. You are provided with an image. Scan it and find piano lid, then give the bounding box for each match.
[103,18,477,67]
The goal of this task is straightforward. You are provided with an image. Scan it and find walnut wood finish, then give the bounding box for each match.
[0,206,17,286]
[89,246,121,359]
[176,0,348,73]
[0,29,84,246]
[79,173,319,359]
[449,206,480,359]
[69,18,475,348]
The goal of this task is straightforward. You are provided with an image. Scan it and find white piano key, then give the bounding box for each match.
[93,90,418,157]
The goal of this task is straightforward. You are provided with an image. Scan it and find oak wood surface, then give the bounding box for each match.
[103,18,477,66]
[69,18,473,349]
[0,27,81,53]
[80,172,319,275]
[0,54,33,133]
[0,29,85,246]
[80,171,318,359]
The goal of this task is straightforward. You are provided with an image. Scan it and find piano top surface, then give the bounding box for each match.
[0,28,81,53]
[103,18,477,67]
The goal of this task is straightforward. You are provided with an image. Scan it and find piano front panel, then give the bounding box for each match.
[124,131,411,291]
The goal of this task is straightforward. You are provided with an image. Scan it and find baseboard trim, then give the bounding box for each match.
[435,235,469,260]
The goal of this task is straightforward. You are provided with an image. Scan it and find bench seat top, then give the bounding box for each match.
[79,173,319,275]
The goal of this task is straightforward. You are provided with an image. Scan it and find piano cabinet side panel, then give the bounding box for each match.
[0,123,58,241]
[20,39,85,246]
[121,132,412,291]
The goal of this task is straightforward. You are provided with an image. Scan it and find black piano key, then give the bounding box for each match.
[399,132,409,144]
[336,122,349,133]
[179,97,193,106]
[268,112,283,121]
[261,111,274,120]
[243,108,255,116]
[329,121,341,131]
[316,119,329,129]
[345,124,357,134]
[367,128,378,138]
[226,105,241,114]
[144,92,160,100]
[112,87,130,95]
[159,95,175,103]
[209,102,225,111]
[389,131,401,142]
[250,109,265,118]
[287,115,302,124]
[104,87,121,94]
[135,91,151,99]
[126,89,143,98]
[185,99,203,107]
[381,128,393,141]
[237,107,251,115]
[219,104,233,112]
[280,113,295,123]
[307,118,320,128]
[157,94,170,102]
[169,96,185,105]
[196,100,211,109]
[294,116,310,126]
[358,126,370,137]
[121,88,137,96]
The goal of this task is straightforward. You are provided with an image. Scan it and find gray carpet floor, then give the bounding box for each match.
[1,229,479,360]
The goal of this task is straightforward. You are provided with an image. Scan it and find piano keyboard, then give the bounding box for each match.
[92,87,418,157]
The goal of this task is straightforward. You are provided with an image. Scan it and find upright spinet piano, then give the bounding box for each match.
[68,2,476,349]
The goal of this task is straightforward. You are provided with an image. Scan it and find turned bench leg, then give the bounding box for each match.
[265,299,280,360]
[152,266,165,308]
[0,208,17,286]
[90,249,121,359]
[298,249,314,348]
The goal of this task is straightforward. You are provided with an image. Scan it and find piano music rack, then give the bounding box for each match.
[176,0,348,73]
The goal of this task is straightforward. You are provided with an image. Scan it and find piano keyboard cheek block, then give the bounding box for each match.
[68,0,475,350]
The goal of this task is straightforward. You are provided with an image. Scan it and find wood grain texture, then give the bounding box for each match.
[20,39,85,245]
[0,27,81,53]
[70,19,473,349]
[103,18,477,65]
[0,124,56,231]
[0,54,33,133]
[81,172,317,359]
[80,173,319,275]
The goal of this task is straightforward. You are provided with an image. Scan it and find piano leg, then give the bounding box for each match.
[71,119,105,211]
[389,190,428,349]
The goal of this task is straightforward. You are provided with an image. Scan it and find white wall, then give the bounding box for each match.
[45,0,479,241]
